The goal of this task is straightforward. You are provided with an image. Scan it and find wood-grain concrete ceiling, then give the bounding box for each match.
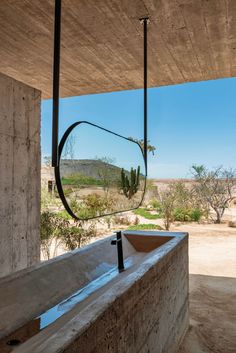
[0,0,236,98]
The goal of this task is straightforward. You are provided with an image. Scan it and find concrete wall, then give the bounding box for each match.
[0,73,41,278]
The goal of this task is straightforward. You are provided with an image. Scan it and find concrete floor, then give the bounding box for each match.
[176,224,236,353]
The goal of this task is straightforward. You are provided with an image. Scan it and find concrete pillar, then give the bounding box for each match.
[0,73,41,278]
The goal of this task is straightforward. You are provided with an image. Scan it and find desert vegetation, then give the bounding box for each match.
[40,164,236,259]
[58,158,146,219]
[143,165,236,230]
[40,185,142,259]
[191,165,236,223]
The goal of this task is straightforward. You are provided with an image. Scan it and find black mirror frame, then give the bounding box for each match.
[54,121,147,221]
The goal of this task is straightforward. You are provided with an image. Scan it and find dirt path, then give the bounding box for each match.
[175,224,236,353]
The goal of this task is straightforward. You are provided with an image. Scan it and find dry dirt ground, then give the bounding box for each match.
[174,224,236,353]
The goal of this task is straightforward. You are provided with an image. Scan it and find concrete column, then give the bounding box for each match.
[0,73,41,278]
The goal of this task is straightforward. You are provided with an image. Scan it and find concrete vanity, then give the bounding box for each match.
[0,231,189,353]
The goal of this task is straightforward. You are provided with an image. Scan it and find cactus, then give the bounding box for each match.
[121,166,140,199]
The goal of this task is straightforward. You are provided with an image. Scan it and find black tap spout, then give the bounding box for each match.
[111,231,125,272]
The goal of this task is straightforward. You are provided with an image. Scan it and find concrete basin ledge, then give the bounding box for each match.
[1,231,189,353]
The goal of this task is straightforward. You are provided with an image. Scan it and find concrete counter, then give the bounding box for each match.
[0,231,189,353]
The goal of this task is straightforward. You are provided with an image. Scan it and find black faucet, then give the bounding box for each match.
[111,231,125,272]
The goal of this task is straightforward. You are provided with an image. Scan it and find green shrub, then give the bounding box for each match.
[127,224,163,231]
[173,207,202,222]
[68,194,109,219]
[77,207,95,219]
[61,173,103,187]
[149,198,161,209]
[173,208,190,222]
[189,208,202,222]
[41,210,97,259]
[61,223,96,251]
[57,210,72,220]
[133,208,161,220]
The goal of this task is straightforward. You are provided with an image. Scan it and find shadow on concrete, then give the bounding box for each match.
[178,274,236,353]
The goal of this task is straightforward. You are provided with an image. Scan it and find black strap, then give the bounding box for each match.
[140,17,149,176]
[52,0,61,167]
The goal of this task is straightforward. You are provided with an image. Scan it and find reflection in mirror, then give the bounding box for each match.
[56,122,146,220]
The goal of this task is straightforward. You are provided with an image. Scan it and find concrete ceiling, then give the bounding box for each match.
[0,0,236,98]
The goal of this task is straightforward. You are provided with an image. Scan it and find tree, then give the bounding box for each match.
[171,181,203,222]
[157,184,176,230]
[128,137,156,155]
[60,221,96,250]
[96,156,115,195]
[41,210,97,258]
[40,211,68,259]
[62,134,76,160]
[191,165,236,223]
[157,181,204,229]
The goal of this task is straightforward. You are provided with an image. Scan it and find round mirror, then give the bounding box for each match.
[55,122,146,220]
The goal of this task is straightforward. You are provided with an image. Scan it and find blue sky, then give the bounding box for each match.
[42,77,236,178]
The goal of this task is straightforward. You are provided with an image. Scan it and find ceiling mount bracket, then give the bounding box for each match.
[139,17,150,25]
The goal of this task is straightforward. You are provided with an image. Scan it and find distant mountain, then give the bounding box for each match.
[41,160,144,184]
[60,159,124,181]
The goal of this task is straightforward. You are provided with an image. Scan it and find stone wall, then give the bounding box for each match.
[0,73,41,277]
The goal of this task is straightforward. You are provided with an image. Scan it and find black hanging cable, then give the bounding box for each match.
[52,5,149,172]
[51,7,149,220]
[140,17,149,176]
[52,0,62,167]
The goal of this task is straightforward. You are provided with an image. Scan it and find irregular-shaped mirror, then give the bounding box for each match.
[55,122,146,220]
